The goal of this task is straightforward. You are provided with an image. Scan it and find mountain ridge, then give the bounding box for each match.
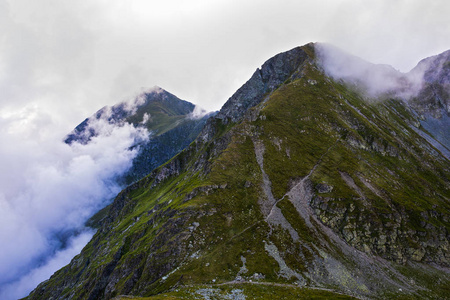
[26,43,449,300]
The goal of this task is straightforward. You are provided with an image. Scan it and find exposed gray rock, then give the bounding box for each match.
[409,49,450,117]
[264,241,305,285]
[217,45,311,123]
[310,195,450,266]
[316,183,333,194]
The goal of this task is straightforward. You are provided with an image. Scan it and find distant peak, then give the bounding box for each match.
[144,86,167,95]
[417,49,450,65]
[410,49,450,85]
[130,86,173,107]
[217,43,314,122]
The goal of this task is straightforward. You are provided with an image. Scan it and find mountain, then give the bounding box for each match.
[409,49,450,117]
[65,86,214,184]
[27,43,449,299]
[408,50,450,152]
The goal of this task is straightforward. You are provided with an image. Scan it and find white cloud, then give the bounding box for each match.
[0,230,94,300]
[0,107,148,299]
[188,105,210,120]
[316,43,424,99]
[2,0,449,122]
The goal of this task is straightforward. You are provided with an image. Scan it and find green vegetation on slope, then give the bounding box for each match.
[27,45,449,300]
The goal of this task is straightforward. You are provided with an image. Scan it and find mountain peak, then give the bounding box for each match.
[149,85,164,92]
[217,43,315,123]
[64,87,197,145]
[407,49,450,119]
[410,49,450,85]
[143,85,171,97]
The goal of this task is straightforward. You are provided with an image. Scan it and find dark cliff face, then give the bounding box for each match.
[407,50,450,151]
[122,115,211,184]
[27,44,450,300]
[409,50,450,118]
[196,44,314,152]
[412,49,450,86]
[217,44,313,123]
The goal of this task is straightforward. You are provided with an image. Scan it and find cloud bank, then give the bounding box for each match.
[188,105,211,120]
[1,0,449,121]
[0,231,94,300]
[316,43,425,100]
[0,106,148,300]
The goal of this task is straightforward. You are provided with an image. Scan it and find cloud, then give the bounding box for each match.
[316,43,425,100]
[0,230,94,300]
[188,105,211,120]
[0,106,148,299]
[3,0,449,121]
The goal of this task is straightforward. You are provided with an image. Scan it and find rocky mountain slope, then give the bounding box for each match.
[65,87,213,184]
[409,50,450,154]
[27,43,449,299]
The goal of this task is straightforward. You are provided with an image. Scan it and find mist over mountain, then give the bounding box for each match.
[317,43,443,102]
[317,43,450,154]
[64,86,214,185]
[23,43,449,300]
[0,87,210,300]
[0,115,145,300]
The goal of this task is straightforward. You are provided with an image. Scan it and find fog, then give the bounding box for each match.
[0,105,148,299]
[316,43,425,99]
[0,231,94,300]
[1,0,449,123]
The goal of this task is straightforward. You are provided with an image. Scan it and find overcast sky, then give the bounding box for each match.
[1,0,450,133]
[1,0,450,298]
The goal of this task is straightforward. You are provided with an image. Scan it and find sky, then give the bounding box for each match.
[0,0,449,299]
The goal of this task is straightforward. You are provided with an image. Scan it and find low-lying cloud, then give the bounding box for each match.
[0,231,94,300]
[0,105,148,300]
[188,105,212,120]
[316,43,425,100]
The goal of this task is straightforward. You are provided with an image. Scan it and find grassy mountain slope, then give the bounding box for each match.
[27,44,449,300]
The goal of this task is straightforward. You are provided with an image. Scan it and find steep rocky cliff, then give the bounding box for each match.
[27,43,449,300]
[408,50,450,152]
